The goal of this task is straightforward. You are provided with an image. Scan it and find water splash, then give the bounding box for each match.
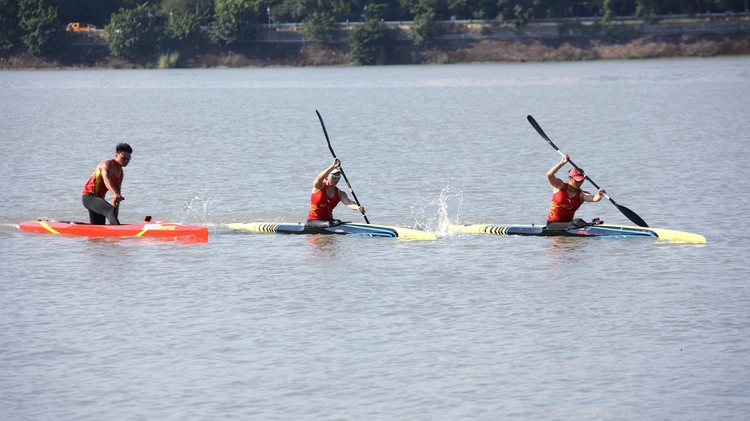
[411,185,463,236]
[181,195,218,228]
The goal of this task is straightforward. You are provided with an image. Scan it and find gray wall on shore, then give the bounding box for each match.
[254,15,750,43]
[72,15,750,46]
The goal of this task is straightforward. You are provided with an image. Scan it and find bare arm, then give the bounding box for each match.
[547,154,569,189]
[99,160,124,206]
[582,189,606,202]
[339,191,365,214]
[312,159,340,192]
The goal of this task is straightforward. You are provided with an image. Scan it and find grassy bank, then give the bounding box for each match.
[412,34,750,64]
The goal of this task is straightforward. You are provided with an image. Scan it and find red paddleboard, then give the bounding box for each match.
[19,220,208,242]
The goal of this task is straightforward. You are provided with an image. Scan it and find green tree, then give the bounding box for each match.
[398,0,454,20]
[160,0,214,15]
[272,0,315,23]
[363,2,390,19]
[464,0,502,19]
[211,0,259,46]
[398,0,435,15]
[105,3,162,59]
[57,0,124,28]
[0,0,20,51]
[18,0,67,56]
[496,0,537,27]
[601,0,615,21]
[347,17,394,65]
[329,0,367,22]
[303,8,335,41]
[635,0,660,18]
[411,8,442,46]
[164,7,206,48]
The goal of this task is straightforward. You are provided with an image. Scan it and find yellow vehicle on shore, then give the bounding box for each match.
[66,22,97,32]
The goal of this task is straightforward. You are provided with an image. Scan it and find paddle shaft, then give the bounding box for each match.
[315,110,370,224]
[527,115,648,227]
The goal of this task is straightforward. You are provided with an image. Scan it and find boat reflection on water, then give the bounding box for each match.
[307,234,340,259]
[546,236,587,266]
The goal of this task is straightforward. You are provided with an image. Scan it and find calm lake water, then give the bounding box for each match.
[1,58,749,420]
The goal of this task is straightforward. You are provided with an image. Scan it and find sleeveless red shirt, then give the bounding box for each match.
[308,183,340,220]
[82,159,123,198]
[547,185,582,222]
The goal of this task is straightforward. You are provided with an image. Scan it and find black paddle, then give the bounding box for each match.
[315,110,370,224]
[527,115,649,227]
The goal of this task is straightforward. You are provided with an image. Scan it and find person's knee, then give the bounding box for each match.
[107,210,120,225]
[306,219,340,229]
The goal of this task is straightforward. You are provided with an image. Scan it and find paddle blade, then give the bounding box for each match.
[316,110,336,158]
[527,115,553,143]
[617,204,648,227]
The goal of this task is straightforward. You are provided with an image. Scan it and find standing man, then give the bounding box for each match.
[546,153,605,230]
[306,158,365,228]
[82,143,132,225]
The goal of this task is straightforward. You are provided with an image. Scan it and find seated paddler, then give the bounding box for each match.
[545,153,605,230]
[306,159,365,228]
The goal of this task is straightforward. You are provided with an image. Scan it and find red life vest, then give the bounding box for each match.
[307,183,340,220]
[82,159,123,198]
[547,184,582,222]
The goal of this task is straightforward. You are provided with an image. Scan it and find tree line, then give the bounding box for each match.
[1,0,747,64]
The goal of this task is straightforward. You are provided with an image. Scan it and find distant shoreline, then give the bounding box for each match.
[2,15,749,69]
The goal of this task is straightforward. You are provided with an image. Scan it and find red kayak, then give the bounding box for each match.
[19,220,208,242]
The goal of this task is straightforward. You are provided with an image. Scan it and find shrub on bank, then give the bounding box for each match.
[157,52,180,68]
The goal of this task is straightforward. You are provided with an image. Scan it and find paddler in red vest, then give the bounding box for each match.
[81,143,132,225]
[306,159,365,229]
[546,153,605,230]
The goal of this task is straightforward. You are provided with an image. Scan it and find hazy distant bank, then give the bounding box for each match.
[3,15,749,69]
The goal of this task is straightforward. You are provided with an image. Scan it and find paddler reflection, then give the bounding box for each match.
[307,234,340,258]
